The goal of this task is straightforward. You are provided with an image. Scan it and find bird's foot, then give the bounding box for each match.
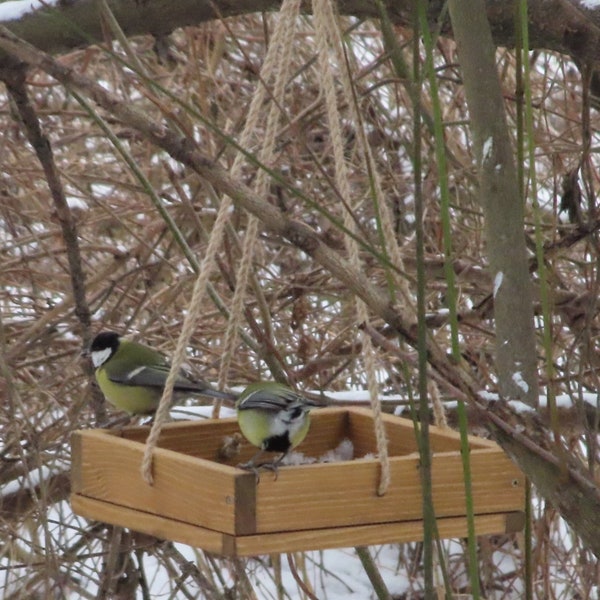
[258,461,280,481]
[237,460,280,483]
[97,413,133,432]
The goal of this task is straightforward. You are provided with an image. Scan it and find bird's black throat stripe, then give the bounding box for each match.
[262,433,292,453]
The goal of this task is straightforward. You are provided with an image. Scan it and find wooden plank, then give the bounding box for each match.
[115,418,243,461]
[346,407,493,457]
[96,407,495,463]
[72,429,254,535]
[107,408,350,465]
[71,494,231,555]
[252,447,525,533]
[291,408,350,455]
[233,511,526,556]
[71,494,523,557]
[347,409,417,456]
[234,474,257,535]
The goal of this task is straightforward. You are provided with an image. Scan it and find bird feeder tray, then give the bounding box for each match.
[71,407,525,557]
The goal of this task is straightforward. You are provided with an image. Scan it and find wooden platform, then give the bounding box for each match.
[71,407,526,556]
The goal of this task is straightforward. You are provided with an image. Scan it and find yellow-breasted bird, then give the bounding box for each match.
[236,381,321,474]
[87,331,234,415]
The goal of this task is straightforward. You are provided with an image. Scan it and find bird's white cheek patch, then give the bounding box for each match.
[272,409,306,437]
[91,348,112,368]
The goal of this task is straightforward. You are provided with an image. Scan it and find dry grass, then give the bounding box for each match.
[1,12,599,599]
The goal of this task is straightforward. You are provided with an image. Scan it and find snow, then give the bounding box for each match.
[0,0,57,21]
[511,370,529,394]
[507,399,535,413]
[478,391,600,412]
[579,0,600,7]
[171,390,407,414]
[540,392,599,410]
[493,271,503,298]
[316,390,404,402]
[90,182,114,198]
[164,543,412,599]
[66,197,88,210]
[170,404,237,419]
[282,438,355,465]
[427,307,450,319]
[482,136,493,163]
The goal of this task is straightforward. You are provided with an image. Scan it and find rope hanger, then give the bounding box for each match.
[142,0,400,494]
[313,0,392,494]
[141,0,301,484]
[214,0,302,415]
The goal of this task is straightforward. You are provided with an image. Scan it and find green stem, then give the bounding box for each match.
[458,401,481,598]
[355,546,392,600]
[417,0,460,361]
[514,6,534,599]
[412,2,435,595]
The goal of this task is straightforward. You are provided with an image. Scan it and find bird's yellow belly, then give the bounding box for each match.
[97,376,161,415]
[237,409,311,450]
[289,413,311,449]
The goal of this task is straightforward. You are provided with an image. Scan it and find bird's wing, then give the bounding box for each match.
[238,386,318,412]
[108,363,235,400]
[107,363,171,388]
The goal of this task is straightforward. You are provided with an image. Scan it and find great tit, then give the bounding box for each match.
[88,331,235,415]
[236,381,321,475]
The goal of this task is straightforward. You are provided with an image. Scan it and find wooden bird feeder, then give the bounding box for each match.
[71,407,525,557]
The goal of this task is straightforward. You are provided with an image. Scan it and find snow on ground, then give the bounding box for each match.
[0,0,57,21]
[146,543,414,599]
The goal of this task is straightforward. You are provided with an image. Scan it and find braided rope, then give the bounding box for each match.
[228,0,300,178]
[429,379,448,428]
[141,0,301,483]
[313,0,390,495]
[214,0,301,417]
[141,198,233,483]
[319,13,411,304]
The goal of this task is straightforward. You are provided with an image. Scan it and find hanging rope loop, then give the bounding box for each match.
[214,0,301,418]
[313,0,391,494]
[141,196,233,484]
[141,0,301,484]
